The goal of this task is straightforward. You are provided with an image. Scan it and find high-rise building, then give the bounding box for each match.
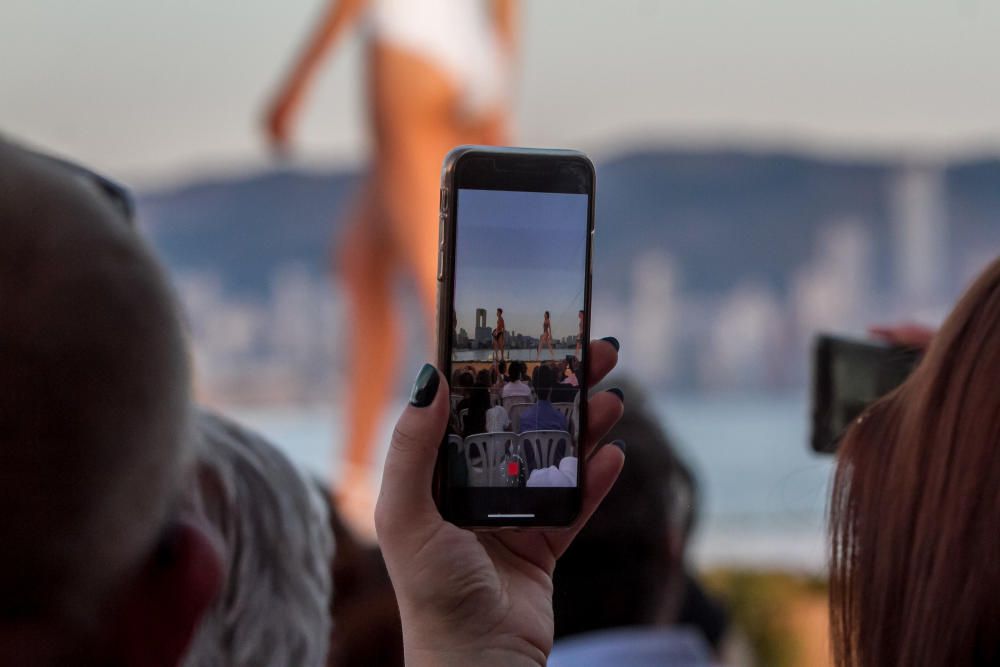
[630,250,677,386]
[474,307,492,347]
[891,165,947,311]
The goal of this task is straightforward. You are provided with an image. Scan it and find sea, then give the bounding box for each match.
[231,393,833,573]
[453,348,577,362]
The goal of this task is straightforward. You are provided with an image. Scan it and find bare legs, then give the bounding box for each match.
[494,333,506,362]
[336,196,397,522]
[336,43,462,534]
[536,336,554,360]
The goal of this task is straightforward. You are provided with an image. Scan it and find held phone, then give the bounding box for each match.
[810,334,921,454]
[433,146,595,528]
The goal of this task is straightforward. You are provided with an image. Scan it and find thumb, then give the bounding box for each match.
[375,364,450,543]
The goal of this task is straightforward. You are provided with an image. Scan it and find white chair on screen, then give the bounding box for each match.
[502,395,532,412]
[551,402,575,436]
[464,432,517,487]
[507,402,534,434]
[552,402,574,422]
[447,433,464,456]
[520,430,573,473]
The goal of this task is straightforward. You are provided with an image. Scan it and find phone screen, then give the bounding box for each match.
[436,149,593,526]
[811,335,921,454]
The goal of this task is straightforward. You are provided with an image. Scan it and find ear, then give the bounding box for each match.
[110,517,224,667]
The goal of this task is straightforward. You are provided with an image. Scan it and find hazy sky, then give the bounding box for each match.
[4,1,1000,184]
[454,189,588,338]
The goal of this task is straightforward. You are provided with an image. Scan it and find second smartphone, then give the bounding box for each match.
[434,146,596,528]
[810,334,921,454]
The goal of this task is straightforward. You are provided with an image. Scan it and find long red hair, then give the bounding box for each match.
[830,257,1000,666]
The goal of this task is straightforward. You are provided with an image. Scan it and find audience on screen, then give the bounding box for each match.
[501,361,532,400]
[518,365,568,432]
[460,385,491,437]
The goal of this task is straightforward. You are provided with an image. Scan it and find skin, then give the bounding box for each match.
[537,313,554,360]
[0,142,223,666]
[575,312,584,357]
[376,339,624,666]
[263,0,517,516]
[494,311,506,361]
[868,323,936,350]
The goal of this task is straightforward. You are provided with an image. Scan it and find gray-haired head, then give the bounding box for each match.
[183,411,334,667]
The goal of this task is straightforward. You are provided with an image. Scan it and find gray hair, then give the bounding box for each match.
[183,410,334,667]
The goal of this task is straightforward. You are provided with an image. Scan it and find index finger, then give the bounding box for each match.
[587,338,620,388]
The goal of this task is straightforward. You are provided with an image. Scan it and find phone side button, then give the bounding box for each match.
[437,247,445,282]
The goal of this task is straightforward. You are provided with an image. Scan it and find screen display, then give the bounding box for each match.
[812,336,920,453]
[444,188,589,492]
[827,344,915,436]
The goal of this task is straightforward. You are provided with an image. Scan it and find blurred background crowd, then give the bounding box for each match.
[5,1,1000,665]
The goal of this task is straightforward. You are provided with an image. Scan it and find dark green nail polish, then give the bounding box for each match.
[409,363,440,407]
[600,336,620,352]
[606,387,624,403]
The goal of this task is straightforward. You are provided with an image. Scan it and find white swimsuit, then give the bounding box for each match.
[369,0,509,115]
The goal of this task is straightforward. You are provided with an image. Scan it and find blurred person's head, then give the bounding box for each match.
[314,483,402,667]
[497,307,503,317]
[457,372,474,395]
[476,369,491,386]
[553,382,691,638]
[831,257,1000,667]
[534,364,556,400]
[0,141,223,664]
[183,411,333,667]
[508,361,525,382]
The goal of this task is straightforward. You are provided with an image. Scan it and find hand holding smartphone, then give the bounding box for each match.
[433,147,596,527]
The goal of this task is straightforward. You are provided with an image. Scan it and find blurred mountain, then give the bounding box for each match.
[138,148,1000,303]
[139,169,361,297]
[138,147,1000,398]
[592,150,895,297]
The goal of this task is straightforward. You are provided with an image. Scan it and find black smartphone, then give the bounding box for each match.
[434,146,596,528]
[810,334,921,454]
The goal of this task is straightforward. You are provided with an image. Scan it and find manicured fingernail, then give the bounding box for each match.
[606,387,624,403]
[610,439,626,454]
[409,364,440,408]
[600,336,620,352]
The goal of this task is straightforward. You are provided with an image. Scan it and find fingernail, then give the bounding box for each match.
[409,363,440,408]
[609,439,627,454]
[600,336,620,352]
[606,387,624,403]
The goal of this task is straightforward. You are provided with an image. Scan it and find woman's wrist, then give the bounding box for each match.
[405,644,546,667]
[401,619,548,667]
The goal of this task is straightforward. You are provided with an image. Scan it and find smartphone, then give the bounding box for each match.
[434,146,596,527]
[810,334,921,454]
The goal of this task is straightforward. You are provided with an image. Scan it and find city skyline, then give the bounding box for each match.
[453,189,588,338]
